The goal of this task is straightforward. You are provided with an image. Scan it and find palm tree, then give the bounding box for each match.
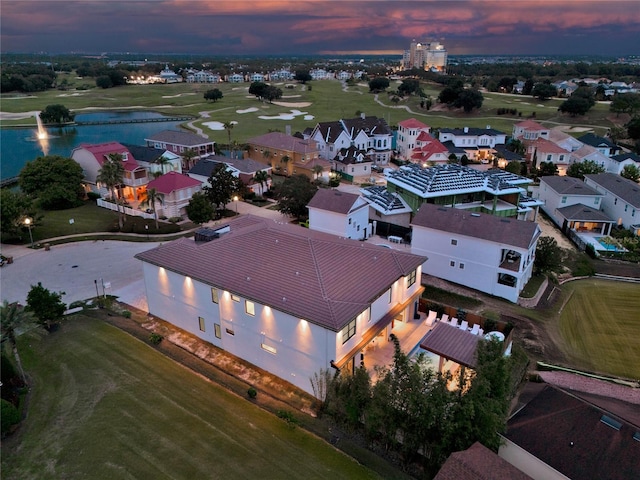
[223,121,234,157]
[181,148,198,172]
[140,187,164,230]
[1,300,42,384]
[254,170,268,196]
[154,155,172,174]
[97,153,126,229]
[312,164,324,180]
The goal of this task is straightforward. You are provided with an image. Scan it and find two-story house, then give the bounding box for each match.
[307,189,371,240]
[411,204,541,303]
[146,171,202,219]
[409,132,450,165]
[310,114,393,166]
[188,156,273,196]
[135,216,427,394]
[145,130,216,169]
[578,133,621,157]
[332,146,373,180]
[584,173,640,230]
[438,126,507,162]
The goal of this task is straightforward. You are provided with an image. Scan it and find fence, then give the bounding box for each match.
[97,199,154,219]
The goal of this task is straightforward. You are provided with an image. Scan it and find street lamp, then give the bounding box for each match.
[233,195,239,214]
[24,217,34,248]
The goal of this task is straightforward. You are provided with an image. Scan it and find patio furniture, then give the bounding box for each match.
[470,324,480,335]
[459,320,468,331]
[426,310,438,326]
[441,314,449,324]
[450,317,458,326]
[478,328,484,336]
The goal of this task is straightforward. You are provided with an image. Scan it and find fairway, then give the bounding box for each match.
[2,316,379,480]
[558,279,640,380]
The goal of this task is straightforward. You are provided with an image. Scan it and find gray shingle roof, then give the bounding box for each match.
[412,204,541,249]
[584,173,640,208]
[121,143,165,164]
[145,130,213,147]
[135,215,426,332]
[246,132,319,154]
[541,176,601,196]
[556,204,614,222]
[578,132,618,150]
[610,152,640,164]
[307,189,360,214]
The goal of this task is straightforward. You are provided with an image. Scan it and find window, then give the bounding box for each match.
[214,323,221,339]
[407,269,417,287]
[559,155,564,162]
[245,300,255,316]
[211,288,218,304]
[198,317,205,332]
[625,205,628,212]
[546,155,552,161]
[614,198,617,205]
[261,343,277,355]
[226,328,235,336]
[459,263,465,269]
[561,196,567,204]
[342,318,357,344]
[231,294,240,302]
[451,239,458,246]
[450,260,456,267]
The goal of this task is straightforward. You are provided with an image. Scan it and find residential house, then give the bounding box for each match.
[547,128,584,153]
[149,64,182,84]
[538,176,615,239]
[123,143,182,176]
[310,114,394,166]
[381,163,542,221]
[188,156,272,196]
[569,144,611,172]
[410,132,450,165]
[145,130,216,169]
[145,171,202,218]
[245,131,328,179]
[307,189,371,240]
[512,120,550,142]
[577,133,621,157]
[609,152,640,175]
[411,204,541,303]
[527,138,571,175]
[438,126,507,163]
[310,68,331,80]
[249,73,265,82]
[360,186,414,230]
[584,173,640,230]
[435,441,532,480]
[332,146,373,181]
[227,73,244,83]
[397,118,431,160]
[186,70,221,83]
[135,215,427,394]
[71,142,150,202]
[552,80,578,97]
[499,383,640,480]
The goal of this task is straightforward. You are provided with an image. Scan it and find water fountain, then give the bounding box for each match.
[35,111,49,155]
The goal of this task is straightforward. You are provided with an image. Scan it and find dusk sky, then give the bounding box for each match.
[2,1,639,57]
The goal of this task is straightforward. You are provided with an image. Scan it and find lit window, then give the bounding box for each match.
[214,324,221,339]
[342,318,357,344]
[245,301,255,316]
[226,328,235,336]
[407,269,417,288]
[231,294,240,302]
[211,288,218,304]
[198,316,205,332]
[261,343,277,355]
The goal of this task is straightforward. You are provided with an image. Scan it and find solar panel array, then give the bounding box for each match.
[362,186,407,213]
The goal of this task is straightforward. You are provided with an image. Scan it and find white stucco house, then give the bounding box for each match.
[397,118,431,160]
[307,189,371,240]
[135,216,427,394]
[584,173,640,230]
[411,204,541,303]
[537,176,604,227]
[145,171,202,219]
[437,126,507,162]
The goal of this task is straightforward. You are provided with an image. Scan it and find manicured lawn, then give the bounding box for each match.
[520,274,546,298]
[31,201,120,241]
[2,316,379,480]
[558,279,640,379]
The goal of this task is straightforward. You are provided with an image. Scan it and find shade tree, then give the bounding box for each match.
[19,155,85,210]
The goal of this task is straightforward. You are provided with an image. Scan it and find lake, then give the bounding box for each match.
[0,111,187,180]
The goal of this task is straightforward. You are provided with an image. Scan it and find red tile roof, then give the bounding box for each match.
[78,142,140,172]
[147,171,201,194]
[399,118,429,129]
[420,322,481,368]
[135,215,427,331]
[515,120,547,131]
[532,137,570,155]
[434,442,532,480]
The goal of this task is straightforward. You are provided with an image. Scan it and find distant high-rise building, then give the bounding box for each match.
[402,39,447,72]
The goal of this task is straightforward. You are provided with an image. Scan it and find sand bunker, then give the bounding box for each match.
[271,101,312,108]
[237,107,259,114]
[258,109,309,121]
[57,92,85,97]
[304,115,315,120]
[162,93,196,98]
[203,120,238,131]
[281,95,301,98]
[0,110,40,120]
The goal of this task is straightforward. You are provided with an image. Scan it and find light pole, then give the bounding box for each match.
[145,224,149,240]
[233,195,238,215]
[24,217,34,248]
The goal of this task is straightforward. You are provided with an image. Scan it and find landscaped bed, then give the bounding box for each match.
[2,316,380,480]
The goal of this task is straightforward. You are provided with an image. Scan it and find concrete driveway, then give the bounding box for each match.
[0,240,161,309]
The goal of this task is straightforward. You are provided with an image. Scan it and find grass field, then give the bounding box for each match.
[2,316,379,480]
[1,77,616,142]
[558,279,640,380]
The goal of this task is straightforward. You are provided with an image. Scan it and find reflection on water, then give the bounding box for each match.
[1,111,185,180]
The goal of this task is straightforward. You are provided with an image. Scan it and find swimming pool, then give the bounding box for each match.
[595,237,622,251]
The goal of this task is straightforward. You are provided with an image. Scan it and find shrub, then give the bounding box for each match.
[484,318,497,332]
[585,243,597,259]
[1,399,20,435]
[86,191,101,200]
[276,409,299,428]
[149,333,164,345]
[168,216,182,223]
[247,387,257,399]
[122,310,131,318]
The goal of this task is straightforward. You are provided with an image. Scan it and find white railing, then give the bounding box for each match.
[123,177,149,187]
[97,199,154,219]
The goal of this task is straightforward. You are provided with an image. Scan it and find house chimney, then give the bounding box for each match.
[361,112,366,120]
[463,127,469,133]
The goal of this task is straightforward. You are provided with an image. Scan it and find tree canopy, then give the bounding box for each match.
[534,236,564,274]
[531,82,557,100]
[610,93,640,116]
[453,88,484,113]
[185,191,215,224]
[204,88,223,102]
[39,104,75,125]
[25,282,66,330]
[97,153,126,229]
[620,164,640,183]
[0,189,34,239]
[397,78,422,97]
[19,155,85,210]
[566,159,606,180]
[202,163,242,213]
[626,116,640,140]
[275,174,318,220]
[368,77,390,93]
[248,81,269,100]
[294,70,312,84]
